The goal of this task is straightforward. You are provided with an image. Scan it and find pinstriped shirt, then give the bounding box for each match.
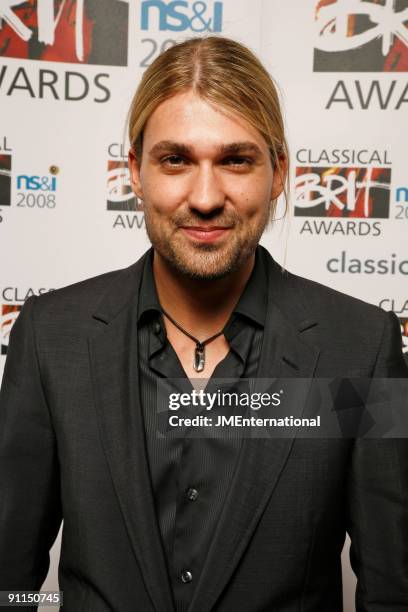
[137,245,268,611]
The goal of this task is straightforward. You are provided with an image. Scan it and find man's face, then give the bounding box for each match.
[129,90,284,280]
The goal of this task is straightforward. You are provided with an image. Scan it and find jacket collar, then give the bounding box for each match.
[91,252,148,325]
[92,245,318,342]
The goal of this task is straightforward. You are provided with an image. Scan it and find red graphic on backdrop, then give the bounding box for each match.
[295,166,391,218]
[400,317,408,354]
[314,0,408,72]
[0,155,12,207]
[107,160,143,212]
[0,0,128,66]
[1,304,21,355]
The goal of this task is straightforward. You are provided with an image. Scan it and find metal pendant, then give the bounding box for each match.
[194,343,205,372]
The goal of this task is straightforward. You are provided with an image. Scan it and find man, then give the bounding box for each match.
[0,36,407,612]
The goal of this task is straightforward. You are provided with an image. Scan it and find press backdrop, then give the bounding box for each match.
[1,1,407,610]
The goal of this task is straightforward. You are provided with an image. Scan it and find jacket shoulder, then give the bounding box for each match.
[28,253,148,338]
[285,266,408,376]
[261,245,386,328]
[272,263,395,372]
[284,268,386,325]
[35,263,137,313]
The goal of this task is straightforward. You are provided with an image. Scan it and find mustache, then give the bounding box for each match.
[171,211,239,227]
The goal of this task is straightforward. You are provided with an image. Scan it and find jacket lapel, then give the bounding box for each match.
[88,250,175,612]
[187,248,321,612]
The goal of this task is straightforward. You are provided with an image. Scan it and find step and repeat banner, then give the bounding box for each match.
[0,0,407,609]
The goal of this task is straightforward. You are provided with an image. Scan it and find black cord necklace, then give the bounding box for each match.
[160,307,224,372]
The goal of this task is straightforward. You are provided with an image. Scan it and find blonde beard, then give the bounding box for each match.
[143,205,270,280]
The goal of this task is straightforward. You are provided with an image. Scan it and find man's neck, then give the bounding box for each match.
[152,250,255,337]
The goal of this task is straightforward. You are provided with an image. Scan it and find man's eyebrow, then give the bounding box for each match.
[149,141,191,157]
[217,142,263,157]
[148,140,264,158]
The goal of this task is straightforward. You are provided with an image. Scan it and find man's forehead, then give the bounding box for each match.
[142,91,268,151]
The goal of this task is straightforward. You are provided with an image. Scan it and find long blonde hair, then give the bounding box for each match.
[127,36,290,220]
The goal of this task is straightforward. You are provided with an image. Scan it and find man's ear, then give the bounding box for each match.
[128,148,144,201]
[270,155,288,201]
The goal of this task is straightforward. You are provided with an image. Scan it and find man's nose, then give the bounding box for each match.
[188,163,225,213]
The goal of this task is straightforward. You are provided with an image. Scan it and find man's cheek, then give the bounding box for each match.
[147,183,185,209]
[146,200,179,223]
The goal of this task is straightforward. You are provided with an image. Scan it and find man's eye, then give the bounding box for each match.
[223,156,252,167]
[161,155,186,167]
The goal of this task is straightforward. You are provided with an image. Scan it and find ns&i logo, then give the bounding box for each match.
[17,174,57,191]
[139,0,224,67]
[16,166,59,209]
[140,0,223,32]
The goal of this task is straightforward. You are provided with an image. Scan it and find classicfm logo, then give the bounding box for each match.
[327,252,408,275]
[140,0,223,32]
[313,0,408,109]
[107,144,144,230]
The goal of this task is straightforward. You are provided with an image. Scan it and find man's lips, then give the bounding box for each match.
[181,226,232,242]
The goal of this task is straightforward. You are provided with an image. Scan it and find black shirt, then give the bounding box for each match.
[137,245,268,611]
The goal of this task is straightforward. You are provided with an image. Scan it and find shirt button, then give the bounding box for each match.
[180,570,193,583]
[153,321,161,334]
[186,487,199,501]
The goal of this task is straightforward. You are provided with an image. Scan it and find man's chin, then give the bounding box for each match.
[168,257,236,281]
[148,227,259,280]
[160,245,243,281]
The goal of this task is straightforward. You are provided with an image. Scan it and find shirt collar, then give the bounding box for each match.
[228,244,267,328]
[137,245,267,328]
[137,247,161,325]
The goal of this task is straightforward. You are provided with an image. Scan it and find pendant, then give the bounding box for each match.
[194,343,205,372]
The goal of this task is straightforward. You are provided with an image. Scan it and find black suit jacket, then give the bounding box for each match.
[0,245,407,612]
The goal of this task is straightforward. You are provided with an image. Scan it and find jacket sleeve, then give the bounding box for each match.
[0,295,62,594]
[346,311,408,611]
